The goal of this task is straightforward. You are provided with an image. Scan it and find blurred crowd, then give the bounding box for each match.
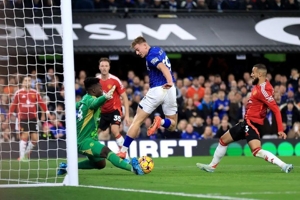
[1,67,300,143]
[0,0,299,11]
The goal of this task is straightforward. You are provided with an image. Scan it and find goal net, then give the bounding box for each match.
[0,0,78,187]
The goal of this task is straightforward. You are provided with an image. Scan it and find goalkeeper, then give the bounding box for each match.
[57,77,144,175]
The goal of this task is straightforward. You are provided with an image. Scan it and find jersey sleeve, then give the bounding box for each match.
[114,78,125,95]
[36,92,48,112]
[87,95,107,110]
[259,86,284,132]
[146,49,164,68]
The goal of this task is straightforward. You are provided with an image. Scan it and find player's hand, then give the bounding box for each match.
[124,115,131,126]
[278,131,287,139]
[105,85,116,99]
[162,82,173,89]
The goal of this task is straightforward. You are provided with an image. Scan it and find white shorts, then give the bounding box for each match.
[139,85,177,116]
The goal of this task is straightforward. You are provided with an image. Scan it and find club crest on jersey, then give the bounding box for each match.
[107,84,112,89]
[90,142,94,147]
[252,89,257,95]
[32,95,35,98]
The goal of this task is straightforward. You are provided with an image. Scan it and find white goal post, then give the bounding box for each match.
[0,0,78,187]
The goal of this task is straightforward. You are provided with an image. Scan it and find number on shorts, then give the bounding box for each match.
[113,115,121,122]
[245,125,249,133]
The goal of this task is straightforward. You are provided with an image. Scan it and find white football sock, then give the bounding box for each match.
[25,141,35,156]
[19,140,27,159]
[209,142,228,168]
[121,146,128,153]
[116,135,124,148]
[254,148,285,168]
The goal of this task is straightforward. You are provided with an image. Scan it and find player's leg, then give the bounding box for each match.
[18,120,29,161]
[118,87,163,158]
[24,120,39,158]
[80,140,144,174]
[25,132,38,158]
[98,113,111,140]
[196,122,244,172]
[118,106,149,158]
[246,121,293,173]
[110,110,124,148]
[19,132,29,161]
[98,128,110,141]
[148,86,178,135]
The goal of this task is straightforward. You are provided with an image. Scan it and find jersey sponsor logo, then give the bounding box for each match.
[151,57,159,65]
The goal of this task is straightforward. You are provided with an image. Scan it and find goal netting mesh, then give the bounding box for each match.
[0,0,71,186]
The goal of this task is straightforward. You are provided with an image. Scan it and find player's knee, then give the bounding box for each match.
[168,125,176,132]
[99,146,111,158]
[95,160,106,169]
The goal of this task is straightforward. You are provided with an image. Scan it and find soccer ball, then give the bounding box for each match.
[138,156,154,174]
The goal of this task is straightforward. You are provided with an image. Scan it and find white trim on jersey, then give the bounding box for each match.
[260,82,274,102]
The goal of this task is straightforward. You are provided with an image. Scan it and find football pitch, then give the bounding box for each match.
[0,156,299,200]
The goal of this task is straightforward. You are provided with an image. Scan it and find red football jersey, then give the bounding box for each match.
[245,80,283,132]
[9,88,48,120]
[98,74,125,114]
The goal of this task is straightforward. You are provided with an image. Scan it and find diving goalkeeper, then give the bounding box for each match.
[57,77,144,175]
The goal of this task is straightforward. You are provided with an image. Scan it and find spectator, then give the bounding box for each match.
[285,0,299,9]
[169,0,177,11]
[280,99,300,133]
[287,122,300,139]
[199,126,214,139]
[49,119,66,140]
[197,0,208,9]
[240,0,257,10]
[214,90,229,119]
[193,116,205,134]
[288,68,299,92]
[211,116,220,136]
[271,0,285,10]
[215,119,230,138]
[181,124,200,139]
[186,77,205,101]
[136,0,148,12]
[3,76,18,98]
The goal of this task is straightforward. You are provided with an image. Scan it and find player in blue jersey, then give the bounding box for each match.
[118,36,178,159]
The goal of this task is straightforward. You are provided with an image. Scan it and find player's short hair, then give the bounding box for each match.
[84,77,100,90]
[99,57,111,65]
[20,75,31,83]
[254,64,267,72]
[131,36,147,48]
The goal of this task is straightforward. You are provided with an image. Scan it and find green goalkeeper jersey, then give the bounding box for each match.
[76,94,107,143]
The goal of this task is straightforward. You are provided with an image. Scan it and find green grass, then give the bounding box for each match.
[0,156,299,200]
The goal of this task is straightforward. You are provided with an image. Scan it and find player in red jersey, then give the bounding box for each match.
[196,64,293,173]
[97,58,130,149]
[9,76,50,161]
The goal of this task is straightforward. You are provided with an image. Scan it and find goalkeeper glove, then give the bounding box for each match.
[104,85,116,99]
